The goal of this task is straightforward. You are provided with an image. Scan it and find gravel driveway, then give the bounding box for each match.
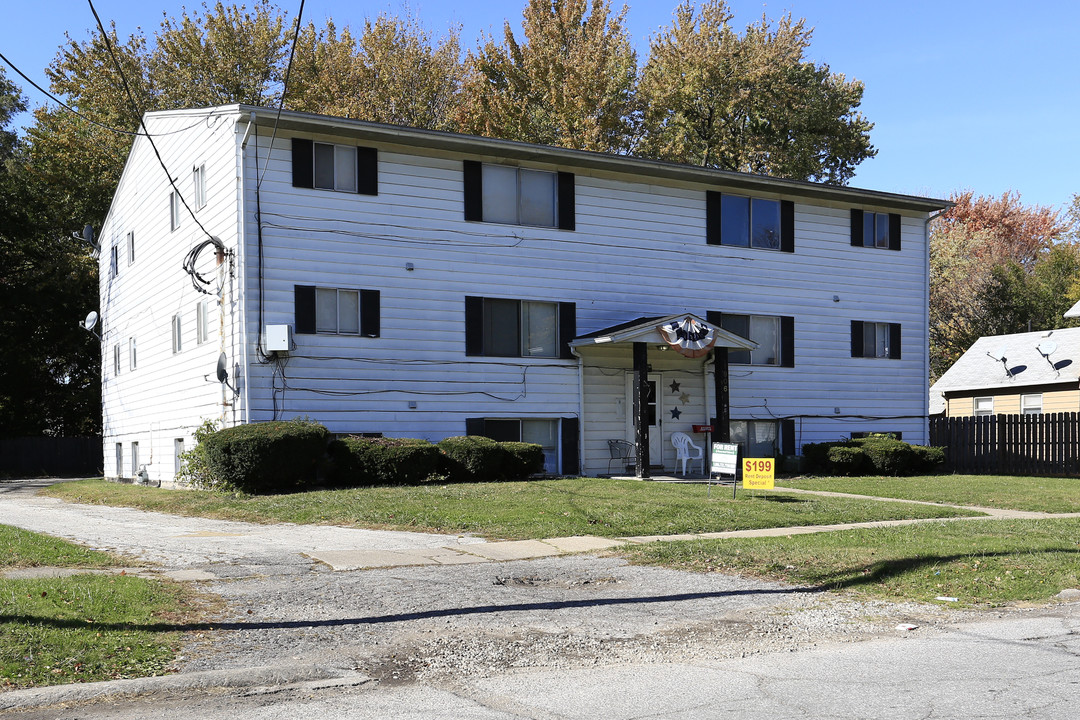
[0,479,974,684]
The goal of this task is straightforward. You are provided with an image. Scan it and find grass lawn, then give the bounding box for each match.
[0,525,204,689]
[624,518,1080,607]
[782,474,1080,513]
[41,477,981,540]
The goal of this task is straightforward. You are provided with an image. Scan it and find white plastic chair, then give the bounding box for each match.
[671,431,704,476]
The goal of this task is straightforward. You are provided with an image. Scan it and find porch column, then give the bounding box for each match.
[633,341,650,478]
[713,347,730,442]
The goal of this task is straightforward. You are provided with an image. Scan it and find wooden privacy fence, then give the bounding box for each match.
[929,414,1080,476]
[0,437,102,477]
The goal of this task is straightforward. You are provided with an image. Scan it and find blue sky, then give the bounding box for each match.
[3,0,1077,212]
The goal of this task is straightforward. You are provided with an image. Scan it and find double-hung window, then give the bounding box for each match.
[466,416,579,475]
[291,138,378,195]
[113,344,121,376]
[294,286,381,337]
[171,313,183,354]
[708,312,794,367]
[193,164,207,210]
[706,192,795,252]
[129,337,137,371]
[850,209,901,250]
[465,296,576,359]
[463,161,575,230]
[1021,393,1043,415]
[850,321,901,359]
[126,231,135,265]
[196,299,210,344]
[973,397,994,416]
[169,191,182,231]
[110,245,119,278]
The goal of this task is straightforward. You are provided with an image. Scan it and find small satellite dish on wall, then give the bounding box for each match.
[216,352,229,384]
[81,311,99,331]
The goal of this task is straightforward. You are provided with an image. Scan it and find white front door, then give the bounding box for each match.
[626,373,663,467]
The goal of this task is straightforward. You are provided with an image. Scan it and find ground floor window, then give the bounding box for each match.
[1021,393,1043,415]
[131,441,139,478]
[470,418,559,474]
[174,438,185,476]
[115,443,123,477]
[730,420,778,458]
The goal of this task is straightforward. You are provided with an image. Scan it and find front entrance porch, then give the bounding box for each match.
[570,314,756,478]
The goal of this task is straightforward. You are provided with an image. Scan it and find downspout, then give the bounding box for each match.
[571,345,585,476]
[237,112,256,425]
[923,209,946,442]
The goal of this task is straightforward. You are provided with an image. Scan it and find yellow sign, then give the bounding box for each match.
[742,458,775,489]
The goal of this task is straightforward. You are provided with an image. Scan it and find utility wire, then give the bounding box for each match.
[86,0,217,247]
[258,0,306,189]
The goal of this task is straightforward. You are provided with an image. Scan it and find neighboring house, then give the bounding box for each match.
[98,105,947,484]
[929,327,1080,417]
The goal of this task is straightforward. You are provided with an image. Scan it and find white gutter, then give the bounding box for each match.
[571,346,586,476]
[237,112,256,425]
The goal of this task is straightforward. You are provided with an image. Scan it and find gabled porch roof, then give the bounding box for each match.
[571,313,757,351]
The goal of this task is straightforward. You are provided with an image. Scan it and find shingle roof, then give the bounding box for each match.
[930,327,1080,397]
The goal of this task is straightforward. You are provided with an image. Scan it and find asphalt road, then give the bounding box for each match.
[2,478,1079,719]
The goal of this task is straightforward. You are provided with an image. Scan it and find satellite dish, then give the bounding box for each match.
[216,352,229,384]
[986,348,1006,362]
[83,224,95,245]
[81,311,99,331]
[1037,340,1058,357]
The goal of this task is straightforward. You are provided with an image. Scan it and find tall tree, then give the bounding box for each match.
[0,69,100,436]
[638,0,874,183]
[929,190,1071,378]
[458,0,639,154]
[290,12,462,131]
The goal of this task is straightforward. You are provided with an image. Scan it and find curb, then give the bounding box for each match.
[0,664,371,711]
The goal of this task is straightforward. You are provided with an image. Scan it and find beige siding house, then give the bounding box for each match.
[930,328,1080,418]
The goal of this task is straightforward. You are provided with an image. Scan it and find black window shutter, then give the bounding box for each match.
[850,209,863,247]
[465,296,484,356]
[463,160,483,221]
[561,417,580,475]
[357,147,378,195]
[360,289,380,338]
[294,285,316,334]
[780,200,795,253]
[888,213,902,251]
[889,323,902,359]
[292,139,314,189]
[780,316,795,367]
[465,418,486,437]
[850,320,864,357]
[559,301,576,359]
[706,191,723,245]
[781,418,795,456]
[557,172,575,230]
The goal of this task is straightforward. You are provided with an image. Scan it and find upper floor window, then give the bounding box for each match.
[193,164,207,210]
[129,336,137,371]
[463,160,575,230]
[711,312,795,367]
[974,396,994,416]
[110,244,119,277]
[850,321,901,359]
[850,209,901,250]
[294,285,380,337]
[196,299,210,344]
[465,296,576,359]
[126,231,135,265]
[113,344,121,376]
[707,192,794,252]
[169,191,182,231]
[1021,393,1043,415]
[171,313,183,354]
[291,138,378,195]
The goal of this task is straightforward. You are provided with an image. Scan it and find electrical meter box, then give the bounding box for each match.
[265,324,291,352]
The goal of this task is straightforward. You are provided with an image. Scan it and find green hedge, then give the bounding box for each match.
[327,437,443,487]
[202,419,329,493]
[436,436,545,482]
[803,434,945,476]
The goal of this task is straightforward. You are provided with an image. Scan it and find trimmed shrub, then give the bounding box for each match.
[327,437,443,487]
[802,435,946,476]
[437,436,507,482]
[500,441,545,479]
[202,419,329,493]
[826,445,870,475]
